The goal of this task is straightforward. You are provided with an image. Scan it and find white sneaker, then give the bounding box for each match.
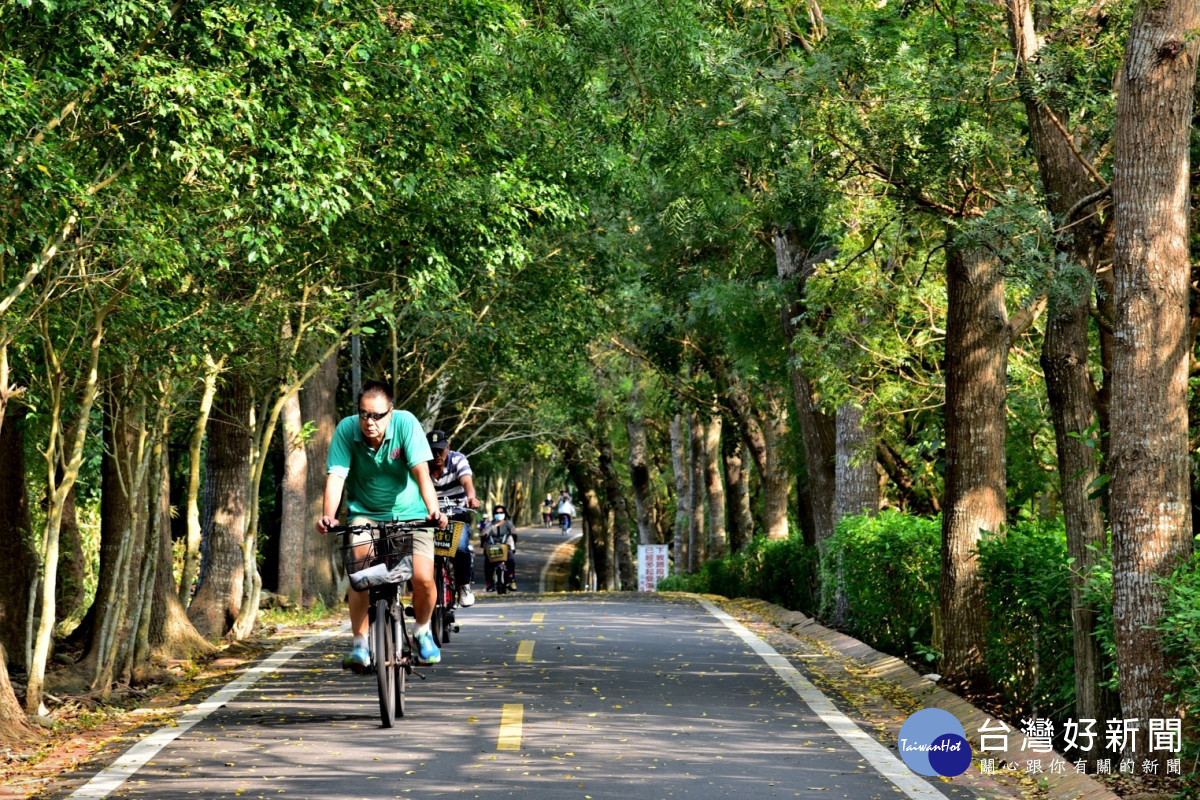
[459,586,476,607]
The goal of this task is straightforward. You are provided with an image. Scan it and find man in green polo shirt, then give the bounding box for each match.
[317,380,448,668]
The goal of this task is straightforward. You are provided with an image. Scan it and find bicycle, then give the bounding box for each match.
[434,499,476,642]
[485,538,512,594]
[332,520,426,727]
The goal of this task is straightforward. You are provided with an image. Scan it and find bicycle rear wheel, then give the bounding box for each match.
[440,560,455,644]
[374,597,396,727]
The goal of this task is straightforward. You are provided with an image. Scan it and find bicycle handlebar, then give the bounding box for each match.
[325,519,435,536]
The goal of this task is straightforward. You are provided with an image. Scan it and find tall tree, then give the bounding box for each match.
[1108,0,1200,758]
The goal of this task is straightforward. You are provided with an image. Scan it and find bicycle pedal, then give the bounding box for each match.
[411,668,428,680]
[452,625,460,632]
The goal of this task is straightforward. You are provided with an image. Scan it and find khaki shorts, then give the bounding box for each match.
[349,517,435,562]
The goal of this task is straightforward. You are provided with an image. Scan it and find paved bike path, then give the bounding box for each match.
[42,593,996,800]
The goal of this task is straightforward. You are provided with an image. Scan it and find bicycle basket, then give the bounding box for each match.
[341,525,415,591]
[485,543,509,563]
[433,523,462,558]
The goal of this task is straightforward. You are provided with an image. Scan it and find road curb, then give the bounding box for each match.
[722,596,1122,800]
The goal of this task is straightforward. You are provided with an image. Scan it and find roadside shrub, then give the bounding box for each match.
[1159,554,1200,795]
[977,521,1076,720]
[817,511,940,661]
[656,533,818,614]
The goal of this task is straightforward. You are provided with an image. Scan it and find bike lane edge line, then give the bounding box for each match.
[65,624,346,800]
[697,598,949,800]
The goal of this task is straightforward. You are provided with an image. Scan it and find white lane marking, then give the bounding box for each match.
[697,598,948,800]
[68,625,345,799]
[538,532,581,592]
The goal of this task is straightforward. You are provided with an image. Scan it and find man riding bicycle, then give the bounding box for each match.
[427,429,482,606]
[316,381,447,668]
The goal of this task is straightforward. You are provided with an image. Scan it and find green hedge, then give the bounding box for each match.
[1159,555,1200,795]
[658,533,818,614]
[817,510,941,661]
[976,521,1077,720]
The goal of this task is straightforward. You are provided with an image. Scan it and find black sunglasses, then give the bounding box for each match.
[358,407,391,422]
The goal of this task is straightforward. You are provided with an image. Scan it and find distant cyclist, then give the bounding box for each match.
[541,494,554,527]
[483,504,517,592]
[316,381,447,668]
[427,429,482,607]
[556,490,575,535]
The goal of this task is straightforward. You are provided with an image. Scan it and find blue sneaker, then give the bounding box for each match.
[343,644,371,672]
[415,630,441,664]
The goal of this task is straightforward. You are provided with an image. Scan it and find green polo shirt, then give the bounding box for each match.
[327,409,433,521]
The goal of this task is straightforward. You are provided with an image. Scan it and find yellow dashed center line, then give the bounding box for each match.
[516,640,535,662]
[498,703,524,751]
[530,612,545,623]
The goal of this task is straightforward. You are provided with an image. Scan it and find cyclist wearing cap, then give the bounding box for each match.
[427,430,481,607]
[316,380,448,668]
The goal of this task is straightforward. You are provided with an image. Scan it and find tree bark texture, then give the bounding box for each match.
[669,414,689,572]
[704,416,727,559]
[626,379,657,546]
[189,374,253,640]
[0,648,30,744]
[180,355,222,607]
[54,481,86,628]
[0,406,33,672]
[1108,0,1199,754]
[940,241,1011,691]
[1005,0,1115,725]
[687,410,707,571]
[760,389,791,540]
[277,382,307,607]
[722,431,752,552]
[831,403,878,627]
[833,404,878,521]
[775,226,837,544]
[149,443,212,662]
[563,441,610,589]
[302,348,339,605]
[600,438,636,590]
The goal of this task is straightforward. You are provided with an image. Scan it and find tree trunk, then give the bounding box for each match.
[940,241,1011,692]
[704,416,727,560]
[0,405,33,672]
[91,393,152,692]
[669,414,689,572]
[180,355,222,607]
[687,410,706,571]
[831,404,878,627]
[188,374,253,640]
[1005,0,1115,727]
[302,347,339,606]
[563,441,610,589]
[722,430,752,552]
[760,389,791,540]
[0,648,30,744]
[54,480,86,629]
[775,226,838,544]
[626,379,656,546]
[600,437,636,590]
[1108,0,1199,758]
[277,371,306,607]
[149,437,212,663]
[27,306,107,711]
[833,404,878,520]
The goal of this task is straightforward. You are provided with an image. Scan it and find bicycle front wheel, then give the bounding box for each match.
[374,597,396,728]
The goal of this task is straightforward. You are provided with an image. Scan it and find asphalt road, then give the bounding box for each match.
[44,527,986,800]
